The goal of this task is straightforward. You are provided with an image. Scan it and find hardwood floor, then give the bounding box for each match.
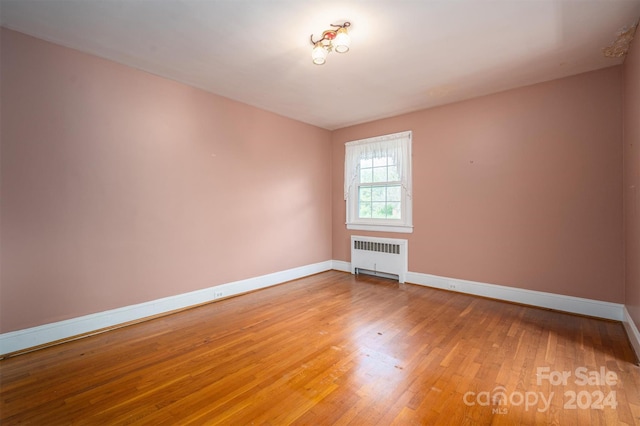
[1,270,639,425]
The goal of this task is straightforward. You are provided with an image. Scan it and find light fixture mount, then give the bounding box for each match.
[310,21,351,65]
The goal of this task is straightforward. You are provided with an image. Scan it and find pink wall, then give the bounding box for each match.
[624,37,640,327]
[332,67,624,303]
[0,29,332,333]
[0,26,631,336]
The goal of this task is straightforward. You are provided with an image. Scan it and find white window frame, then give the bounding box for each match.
[344,131,413,233]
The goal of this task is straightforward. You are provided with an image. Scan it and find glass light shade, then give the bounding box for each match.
[333,28,350,53]
[312,43,328,65]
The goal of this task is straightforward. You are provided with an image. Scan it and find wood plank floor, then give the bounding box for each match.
[1,270,639,425]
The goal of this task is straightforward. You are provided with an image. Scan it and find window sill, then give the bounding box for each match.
[346,223,414,233]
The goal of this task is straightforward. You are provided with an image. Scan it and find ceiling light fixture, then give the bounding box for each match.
[310,22,351,65]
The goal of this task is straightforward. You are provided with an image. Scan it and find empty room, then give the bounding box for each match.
[2,0,640,424]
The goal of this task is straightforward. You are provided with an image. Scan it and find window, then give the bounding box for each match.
[344,131,412,233]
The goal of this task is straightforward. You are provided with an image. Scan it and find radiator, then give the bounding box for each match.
[350,236,408,283]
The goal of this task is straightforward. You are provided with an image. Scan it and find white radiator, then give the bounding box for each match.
[350,235,408,283]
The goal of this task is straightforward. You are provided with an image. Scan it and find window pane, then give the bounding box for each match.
[388,165,400,181]
[360,158,372,168]
[387,185,401,201]
[359,201,372,218]
[359,187,371,202]
[388,202,401,219]
[372,202,389,218]
[359,167,373,183]
[373,156,387,167]
[359,186,372,218]
[371,202,393,219]
[373,167,388,183]
[372,187,386,201]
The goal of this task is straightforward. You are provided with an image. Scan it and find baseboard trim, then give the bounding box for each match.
[622,306,640,364]
[335,261,624,321]
[0,260,333,357]
[2,261,634,359]
[406,271,624,321]
[336,261,625,320]
[331,260,351,273]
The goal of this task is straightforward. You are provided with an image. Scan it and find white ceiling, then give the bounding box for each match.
[2,0,639,130]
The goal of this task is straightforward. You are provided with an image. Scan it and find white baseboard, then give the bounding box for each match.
[371,266,636,360]
[622,307,640,364]
[3,261,635,360]
[331,260,351,273]
[336,261,624,321]
[0,260,333,356]
[405,271,624,321]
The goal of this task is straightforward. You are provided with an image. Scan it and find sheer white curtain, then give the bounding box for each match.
[344,131,412,200]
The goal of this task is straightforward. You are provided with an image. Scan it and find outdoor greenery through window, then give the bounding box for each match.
[344,131,413,233]
[358,155,401,219]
